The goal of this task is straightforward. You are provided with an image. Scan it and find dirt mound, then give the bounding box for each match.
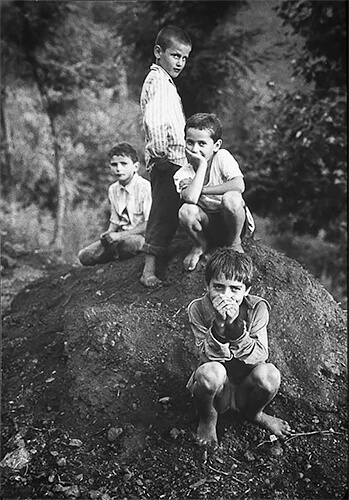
[1,238,347,499]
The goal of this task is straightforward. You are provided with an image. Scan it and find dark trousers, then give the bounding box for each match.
[143,161,182,256]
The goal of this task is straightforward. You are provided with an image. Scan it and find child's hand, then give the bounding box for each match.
[100,232,119,245]
[212,295,239,324]
[185,148,207,170]
[179,178,192,190]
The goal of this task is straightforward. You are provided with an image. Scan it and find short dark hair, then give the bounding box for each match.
[108,142,139,164]
[185,113,222,143]
[155,25,192,51]
[205,247,253,289]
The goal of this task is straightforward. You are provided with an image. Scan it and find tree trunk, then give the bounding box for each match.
[0,89,17,226]
[49,114,65,250]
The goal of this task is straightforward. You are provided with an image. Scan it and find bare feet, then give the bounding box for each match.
[140,272,162,288]
[183,246,205,271]
[140,255,163,288]
[195,420,219,448]
[253,412,293,439]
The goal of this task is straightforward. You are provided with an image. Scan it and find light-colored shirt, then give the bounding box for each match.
[108,173,152,231]
[188,293,270,366]
[173,149,243,212]
[140,64,187,169]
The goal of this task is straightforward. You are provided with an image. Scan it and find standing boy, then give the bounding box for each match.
[78,142,151,266]
[140,25,192,287]
[187,247,293,447]
[173,113,255,271]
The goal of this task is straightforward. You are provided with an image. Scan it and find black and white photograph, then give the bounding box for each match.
[1,1,347,498]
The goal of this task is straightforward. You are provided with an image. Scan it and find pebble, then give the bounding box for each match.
[107,427,123,442]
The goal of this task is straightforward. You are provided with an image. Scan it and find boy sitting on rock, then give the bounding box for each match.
[173,113,255,271]
[186,247,293,447]
[78,142,152,266]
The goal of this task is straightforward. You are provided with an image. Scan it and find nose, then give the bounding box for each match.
[223,287,233,298]
[191,142,200,153]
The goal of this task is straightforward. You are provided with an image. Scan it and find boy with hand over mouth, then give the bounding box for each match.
[187,248,293,447]
[174,113,255,272]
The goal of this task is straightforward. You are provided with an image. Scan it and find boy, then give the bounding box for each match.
[78,142,151,266]
[173,113,255,272]
[187,247,293,447]
[140,25,192,288]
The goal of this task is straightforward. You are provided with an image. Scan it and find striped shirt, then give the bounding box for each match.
[108,173,152,231]
[140,64,187,169]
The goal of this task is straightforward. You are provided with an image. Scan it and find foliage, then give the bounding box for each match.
[244,0,347,243]
[116,1,261,116]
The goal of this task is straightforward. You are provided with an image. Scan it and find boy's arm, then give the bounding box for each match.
[202,176,245,195]
[180,149,208,204]
[222,301,269,365]
[188,299,232,363]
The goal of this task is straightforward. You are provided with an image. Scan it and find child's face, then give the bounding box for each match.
[109,155,139,186]
[154,40,191,79]
[185,127,222,165]
[207,273,250,307]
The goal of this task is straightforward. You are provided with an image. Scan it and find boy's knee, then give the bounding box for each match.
[252,363,281,393]
[222,191,243,213]
[179,203,199,224]
[195,362,226,393]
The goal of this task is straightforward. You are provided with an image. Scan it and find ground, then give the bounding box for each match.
[1,235,348,500]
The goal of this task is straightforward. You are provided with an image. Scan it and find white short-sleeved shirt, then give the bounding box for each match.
[173,149,243,212]
[108,173,152,231]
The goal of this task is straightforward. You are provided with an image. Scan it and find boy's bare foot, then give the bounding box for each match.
[183,246,204,271]
[195,420,219,448]
[140,272,163,288]
[254,412,293,439]
[140,254,163,288]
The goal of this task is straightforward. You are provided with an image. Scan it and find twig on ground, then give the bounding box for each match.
[208,464,229,476]
[284,429,344,444]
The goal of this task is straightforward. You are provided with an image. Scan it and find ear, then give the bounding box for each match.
[134,161,140,171]
[154,45,162,60]
[213,139,222,153]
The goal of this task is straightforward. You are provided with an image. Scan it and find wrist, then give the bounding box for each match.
[212,322,228,343]
[225,318,245,340]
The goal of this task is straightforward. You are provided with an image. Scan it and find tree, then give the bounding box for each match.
[1,2,126,248]
[246,0,347,242]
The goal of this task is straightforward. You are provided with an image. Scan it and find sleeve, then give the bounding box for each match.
[142,74,186,165]
[228,300,269,364]
[219,149,244,181]
[108,184,120,225]
[142,181,152,222]
[188,299,232,363]
[143,78,168,159]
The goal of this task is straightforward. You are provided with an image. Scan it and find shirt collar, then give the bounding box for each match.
[119,172,139,193]
[150,63,175,86]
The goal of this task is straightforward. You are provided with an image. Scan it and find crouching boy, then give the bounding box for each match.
[187,247,293,446]
[78,142,151,266]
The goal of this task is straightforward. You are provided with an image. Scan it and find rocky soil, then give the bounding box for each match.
[1,234,348,500]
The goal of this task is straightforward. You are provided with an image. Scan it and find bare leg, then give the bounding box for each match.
[78,240,116,266]
[221,192,245,253]
[140,254,162,288]
[192,362,229,447]
[179,204,209,271]
[236,363,293,439]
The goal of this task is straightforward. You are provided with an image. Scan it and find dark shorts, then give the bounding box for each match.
[204,210,254,248]
[143,160,182,256]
